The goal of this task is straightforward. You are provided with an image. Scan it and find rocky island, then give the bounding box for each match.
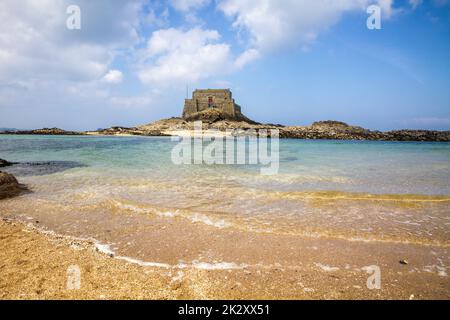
[0,127,83,135]
[1,89,449,141]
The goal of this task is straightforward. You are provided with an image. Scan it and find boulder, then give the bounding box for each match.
[0,158,13,167]
[0,171,23,199]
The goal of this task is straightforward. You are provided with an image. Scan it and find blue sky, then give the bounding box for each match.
[0,0,449,131]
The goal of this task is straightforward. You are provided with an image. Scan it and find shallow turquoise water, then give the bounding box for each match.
[1,135,449,195]
[1,135,449,249]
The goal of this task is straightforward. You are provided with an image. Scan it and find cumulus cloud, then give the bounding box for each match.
[0,0,142,84]
[218,0,395,52]
[169,0,212,24]
[0,0,147,129]
[170,0,211,12]
[1,0,411,129]
[137,27,255,87]
[234,49,260,69]
[409,0,423,9]
[102,70,123,84]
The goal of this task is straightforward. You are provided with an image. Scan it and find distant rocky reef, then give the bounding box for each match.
[1,117,449,142]
[280,121,450,142]
[102,117,450,142]
[0,127,82,135]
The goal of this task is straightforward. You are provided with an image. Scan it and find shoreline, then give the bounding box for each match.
[2,131,450,142]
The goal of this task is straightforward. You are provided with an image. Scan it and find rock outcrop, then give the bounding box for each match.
[0,171,23,199]
[183,108,258,124]
[280,121,450,141]
[0,158,13,167]
[88,118,450,141]
[0,128,82,135]
[91,126,148,136]
[0,120,448,142]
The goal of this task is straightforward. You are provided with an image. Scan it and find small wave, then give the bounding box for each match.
[190,214,230,229]
[423,265,448,277]
[94,242,245,270]
[314,262,340,272]
[111,199,231,229]
[191,260,247,270]
[94,243,116,256]
[273,191,450,202]
[14,219,247,271]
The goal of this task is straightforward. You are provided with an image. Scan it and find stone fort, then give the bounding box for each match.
[182,89,244,120]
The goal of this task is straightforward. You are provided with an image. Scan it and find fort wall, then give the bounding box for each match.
[182,89,243,120]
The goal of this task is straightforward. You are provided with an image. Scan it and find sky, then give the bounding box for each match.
[0,0,449,131]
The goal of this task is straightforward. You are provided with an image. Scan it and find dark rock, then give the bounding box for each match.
[4,161,87,177]
[0,171,25,199]
[21,117,445,142]
[0,158,13,167]
[399,260,409,265]
[183,108,259,124]
[0,127,82,135]
[281,121,450,142]
[311,120,351,128]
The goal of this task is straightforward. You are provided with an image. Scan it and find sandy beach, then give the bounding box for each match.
[1,217,448,300]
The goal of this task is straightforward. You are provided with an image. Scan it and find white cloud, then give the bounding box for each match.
[0,0,142,85]
[145,7,170,28]
[109,95,154,109]
[234,49,260,69]
[0,0,147,129]
[218,0,395,52]
[169,0,211,24]
[102,70,124,84]
[170,0,210,12]
[146,27,221,56]
[138,27,255,87]
[409,0,423,9]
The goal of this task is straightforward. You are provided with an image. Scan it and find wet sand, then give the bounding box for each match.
[1,218,448,300]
